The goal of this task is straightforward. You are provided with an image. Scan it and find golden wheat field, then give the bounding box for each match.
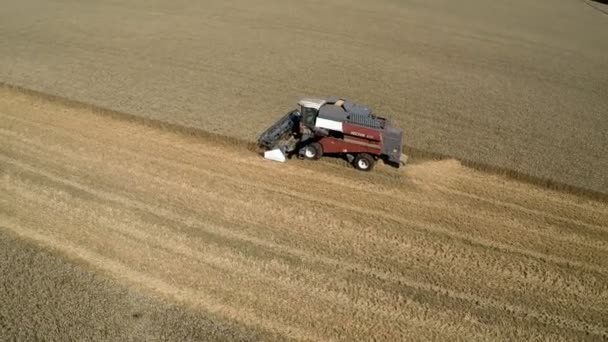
[2,0,608,340]
[2,86,608,340]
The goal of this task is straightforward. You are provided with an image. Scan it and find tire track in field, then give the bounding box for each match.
[2,144,607,337]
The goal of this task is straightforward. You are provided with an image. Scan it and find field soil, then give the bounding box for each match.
[1,0,607,193]
[2,88,608,340]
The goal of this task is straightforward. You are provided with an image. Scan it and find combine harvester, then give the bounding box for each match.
[257,97,406,171]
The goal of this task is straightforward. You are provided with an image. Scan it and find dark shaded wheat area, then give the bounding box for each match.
[1,88,607,341]
[0,230,278,341]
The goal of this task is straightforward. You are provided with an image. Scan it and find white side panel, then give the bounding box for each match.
[315,117,343,132]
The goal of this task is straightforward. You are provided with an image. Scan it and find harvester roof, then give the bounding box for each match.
[298,98,326,110]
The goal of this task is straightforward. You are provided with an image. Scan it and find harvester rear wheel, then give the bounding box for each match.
[303,142,323,160]
[353,153,375,171]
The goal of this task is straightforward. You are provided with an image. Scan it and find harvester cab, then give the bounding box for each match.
[256,97,407,171]
[299,98,324,128]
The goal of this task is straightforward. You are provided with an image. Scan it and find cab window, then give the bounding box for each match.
[302,107,318,126]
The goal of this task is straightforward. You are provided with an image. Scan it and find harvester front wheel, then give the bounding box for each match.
[303,142,323,160]
[353,153,375,172]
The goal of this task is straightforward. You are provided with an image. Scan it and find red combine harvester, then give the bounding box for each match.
[257,97,406,171]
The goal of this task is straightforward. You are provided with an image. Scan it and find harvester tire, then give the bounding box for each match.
[303,142,323,160]
[354,153,375,171]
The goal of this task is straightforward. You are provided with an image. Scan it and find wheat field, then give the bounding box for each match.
[1,0,607,193]
[2,87,607,340]
[2,0,607,339]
